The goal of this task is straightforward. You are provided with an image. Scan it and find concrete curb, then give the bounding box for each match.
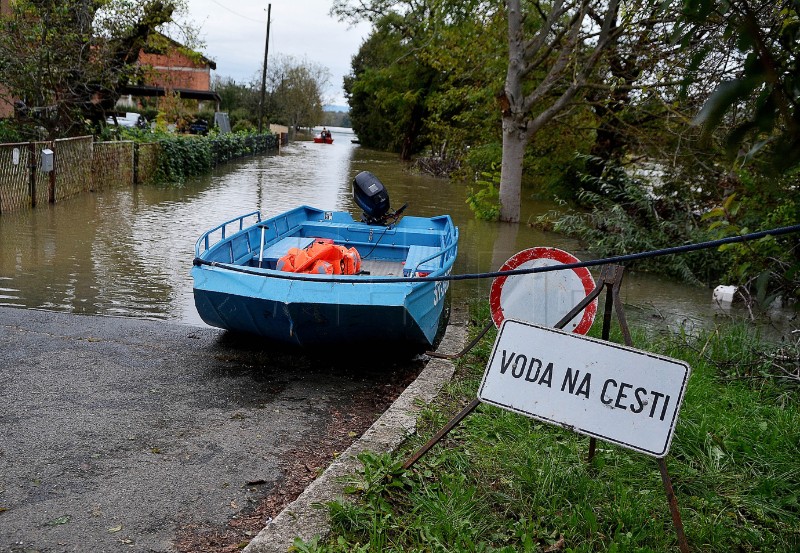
[243,322,467,552]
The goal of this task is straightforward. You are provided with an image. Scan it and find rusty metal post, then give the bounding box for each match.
[658,457,690,553]
[426,320,494,360]
[588,265,631,462]
[601,280,615,340]
[612,274,633,347]
[48,146,56,204]
[28,142,36,208]
[403,398,481,470]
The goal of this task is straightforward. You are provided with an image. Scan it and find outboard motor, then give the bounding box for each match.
[353,171,391,224]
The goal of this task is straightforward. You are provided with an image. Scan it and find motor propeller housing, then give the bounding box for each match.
[353,171,391,224]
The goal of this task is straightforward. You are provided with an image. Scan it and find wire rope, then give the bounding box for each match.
[192,223,800,284]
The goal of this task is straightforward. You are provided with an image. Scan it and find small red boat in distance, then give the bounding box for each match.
[314,129,334,144]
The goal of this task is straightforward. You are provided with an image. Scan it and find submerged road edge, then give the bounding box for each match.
[243,322,468,553]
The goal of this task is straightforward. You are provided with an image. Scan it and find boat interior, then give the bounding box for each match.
[195,206,457,279]
[246,231,442,277]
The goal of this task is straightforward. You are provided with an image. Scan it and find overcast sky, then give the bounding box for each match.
[183,0,371,107]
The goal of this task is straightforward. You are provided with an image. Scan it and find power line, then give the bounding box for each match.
[207,0,264,24]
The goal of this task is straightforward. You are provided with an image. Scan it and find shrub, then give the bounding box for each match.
[0,119,22,142]
[535,157,725,285]
[702,169,800,309]
[466,167,501,221]
[153,135,213,185]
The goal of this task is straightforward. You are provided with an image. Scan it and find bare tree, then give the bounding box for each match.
[265,54,330,130]
[498,0,630,222]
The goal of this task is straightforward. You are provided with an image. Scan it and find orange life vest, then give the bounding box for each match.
[276,240,362,275]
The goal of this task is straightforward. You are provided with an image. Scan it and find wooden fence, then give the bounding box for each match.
[0,137,158,214]
[0,133,278,214]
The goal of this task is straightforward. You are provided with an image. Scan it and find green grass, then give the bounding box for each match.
[293,307,800,552]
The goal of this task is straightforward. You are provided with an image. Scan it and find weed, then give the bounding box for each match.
[298,315,800,551]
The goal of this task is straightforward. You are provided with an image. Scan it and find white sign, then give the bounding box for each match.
[490,247,597,334]
[478,319,691,458]
[40,148,54,172]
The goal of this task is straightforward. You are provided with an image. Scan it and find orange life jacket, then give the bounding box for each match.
[276,240,361,275]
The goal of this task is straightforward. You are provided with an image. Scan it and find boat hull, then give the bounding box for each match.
[191,207,457,350]
[193,287,445,348]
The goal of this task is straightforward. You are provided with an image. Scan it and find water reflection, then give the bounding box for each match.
[0,127,780,336]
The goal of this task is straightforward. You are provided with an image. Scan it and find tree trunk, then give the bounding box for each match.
[495,0,620,223]
[498,114,528,223]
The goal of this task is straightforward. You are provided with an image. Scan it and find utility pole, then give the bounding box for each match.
[258,3,271,134]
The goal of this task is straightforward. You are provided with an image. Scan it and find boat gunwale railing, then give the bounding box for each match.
[195,227,458,282]
[194,258,459,284]
[408,228,459,276]
[195,211,262,257]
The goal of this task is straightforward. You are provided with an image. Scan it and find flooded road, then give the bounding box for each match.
[0,128,794,552]
[0,127,764,334]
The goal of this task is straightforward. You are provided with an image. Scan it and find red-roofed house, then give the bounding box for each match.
[118,34,220,111]
[0,11,220,120]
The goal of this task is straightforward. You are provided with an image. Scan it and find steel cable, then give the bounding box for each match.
[192,223,800,284]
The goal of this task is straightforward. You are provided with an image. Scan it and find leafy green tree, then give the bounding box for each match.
[210,56,331,133]
[681,0,800,173]
[342,11,440,159]
[420,2,506,161]
[321,110,351,128]
[670,0,800,303]
[496,0,644,222]
[212,75,260,129]
[345,16,428,156]
[336,1,503,160]
[0,0,197,139]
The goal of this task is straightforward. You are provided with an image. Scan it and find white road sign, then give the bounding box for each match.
[478,319,691,457]
[489,247,597,334]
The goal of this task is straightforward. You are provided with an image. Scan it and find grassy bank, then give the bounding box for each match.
[296,307,799,552]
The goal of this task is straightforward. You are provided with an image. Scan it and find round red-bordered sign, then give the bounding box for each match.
[489,247,597,334]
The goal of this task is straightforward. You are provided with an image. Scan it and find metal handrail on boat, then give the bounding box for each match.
[194,211,459,278]
[408,229,459,276]
[195,211,261,256]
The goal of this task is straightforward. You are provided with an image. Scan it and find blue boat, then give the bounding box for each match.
[191,172,459,350]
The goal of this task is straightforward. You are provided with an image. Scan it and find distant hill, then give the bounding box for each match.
[324,105,349,113]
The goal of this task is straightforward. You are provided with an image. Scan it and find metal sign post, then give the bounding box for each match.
[405,264,690,552]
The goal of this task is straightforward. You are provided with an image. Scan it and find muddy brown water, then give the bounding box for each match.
[0,126,784,335]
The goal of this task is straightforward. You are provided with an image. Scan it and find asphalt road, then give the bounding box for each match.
[0,307,418,552]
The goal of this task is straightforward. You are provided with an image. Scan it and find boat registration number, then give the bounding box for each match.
[433,271,450,306]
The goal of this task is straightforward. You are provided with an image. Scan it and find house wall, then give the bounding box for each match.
[139,49,212,92]
[0,86,12,119]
